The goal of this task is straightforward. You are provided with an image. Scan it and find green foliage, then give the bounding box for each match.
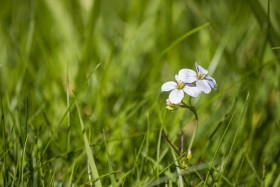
[1,0,280,186]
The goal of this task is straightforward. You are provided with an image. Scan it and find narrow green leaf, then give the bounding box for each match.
[103,131,117,186]
[158,22,210,59]
[203,110,236,186]
[76,101,102,187]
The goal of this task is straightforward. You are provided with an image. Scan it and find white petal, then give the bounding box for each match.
[195,62,208,75]
[183,84,201,97]
[166,99,171,106]
[169,89,184,104]
[178,69,197,83]
[205,75,217,90]
[161,81,177,92]
[196,80,211,94]
[175,74,179,81]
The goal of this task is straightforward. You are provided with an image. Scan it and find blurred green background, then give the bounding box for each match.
[1,0,280,186]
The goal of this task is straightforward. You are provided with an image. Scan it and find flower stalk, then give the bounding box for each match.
[160,62,216,184]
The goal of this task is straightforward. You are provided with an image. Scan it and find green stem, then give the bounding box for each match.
[180,101,198,152]
[187,118,198,152]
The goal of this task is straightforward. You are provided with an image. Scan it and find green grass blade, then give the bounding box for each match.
[203,110,236,186]
[273,173,280,187]
[245,153,261,183]
[66,65,71,153]
[76,101,102,187]
[248,0,280,57]
[171,149,183,187]
[67,161,75,187]
[158,22,210,60]
[103,131,117,186]
[42,63,100,156]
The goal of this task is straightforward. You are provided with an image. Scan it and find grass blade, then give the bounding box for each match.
[158,23,210,60]
[203,110,236,186]
[103,131,117,186]
[76,101,102,187]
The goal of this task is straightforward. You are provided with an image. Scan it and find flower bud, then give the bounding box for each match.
[187,150,192,160]
[166,99,180,111]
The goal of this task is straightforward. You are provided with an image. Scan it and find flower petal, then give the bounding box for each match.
[178,69,197,83]
[183,84,201,97]
[205,75,217,90]
[166,99,171,106]
[169,89,184,104]
[195,62,208,75]
[161,81,177,92]
[196,79,211,93]
[175,74,180,81]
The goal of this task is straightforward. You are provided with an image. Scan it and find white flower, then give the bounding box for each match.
[161,75,201,104]
[178,62,217,93]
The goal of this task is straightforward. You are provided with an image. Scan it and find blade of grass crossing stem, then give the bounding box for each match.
[171,149,183,187]
[42,63,100,156]
[203,110,236,186]
[76,101,102,187]
[103,131,117,186]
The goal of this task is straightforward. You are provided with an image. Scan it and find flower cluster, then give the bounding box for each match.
[161,63,216,107]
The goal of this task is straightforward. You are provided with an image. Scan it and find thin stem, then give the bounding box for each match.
[180,101,199,152]
[161,131,188,185]
[187,118,198,152]
[161,131,179,155]
[179,127,184,156]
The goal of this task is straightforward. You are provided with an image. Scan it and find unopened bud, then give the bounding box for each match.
[166,99,180,111]
[166,105,179,111]
[187,150,192,160]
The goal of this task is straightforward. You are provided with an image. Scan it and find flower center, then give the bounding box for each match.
[176,81,185,90]
[197,74,206,80]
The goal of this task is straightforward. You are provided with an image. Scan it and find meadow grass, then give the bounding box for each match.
[1,0,280,186]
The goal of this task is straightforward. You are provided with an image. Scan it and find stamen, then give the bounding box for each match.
[197,74,206,80]
[176,82,185,90]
